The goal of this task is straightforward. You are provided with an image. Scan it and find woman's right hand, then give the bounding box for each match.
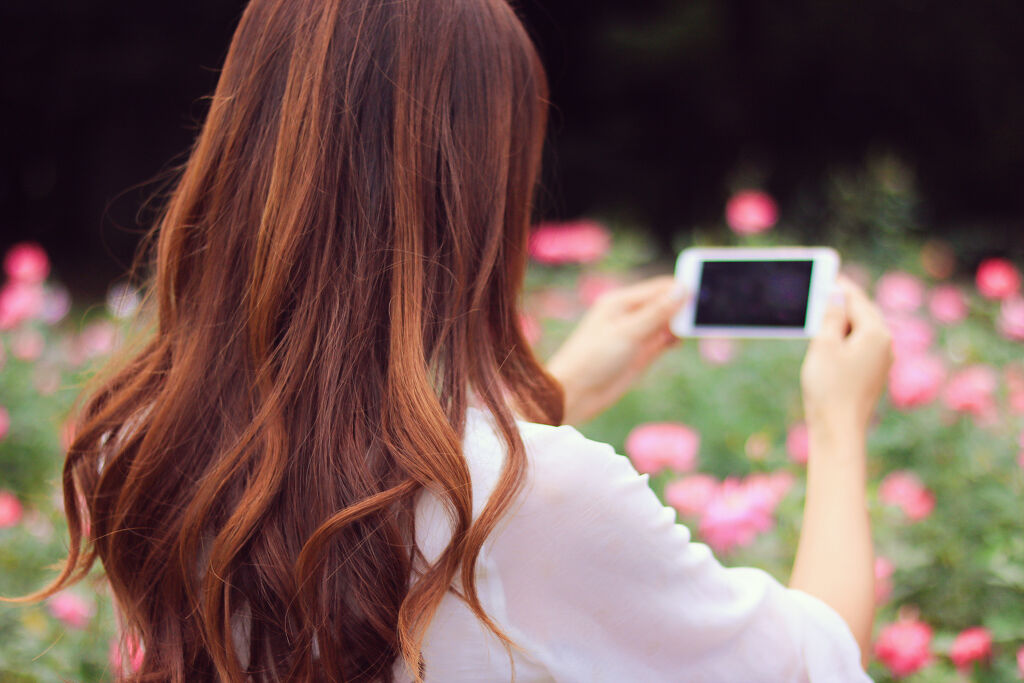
[800,276,893,440]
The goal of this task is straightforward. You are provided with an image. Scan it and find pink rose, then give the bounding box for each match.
[3,242,50,284]
[976,258,1021,300]
[943,365,998,420]
[518,313,541,346]
[950,627,992,671]
[11,327,45,361]
[578,274,622,306]
[0,490,23,528]
[746,471,794,507]
[664,474,718,517]
[874,616,933,677]
[109,634,145,674]
[698,478,773,554]
[625,422,700,474]
[786,422,810,464]
[886,315,934,358]
[725,190,778,234]
[47,591,95,629]
[77,320,118,359]
[0,281,45,330]
[998,297,1024,341]
[698,338,735,365]
[879,471,935,521]
[528,220,611,265]
[889,354,945,409]
[876,272,924,313]
[0,406,8,441]
[927,285,968,324]
[875,556,894,605]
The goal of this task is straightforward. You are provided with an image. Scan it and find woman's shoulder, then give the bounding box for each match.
[464,406,640,514]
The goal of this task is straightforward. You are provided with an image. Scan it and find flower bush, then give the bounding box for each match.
[2,163,1024,680]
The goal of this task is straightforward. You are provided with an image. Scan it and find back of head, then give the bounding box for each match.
[32,0,562,680]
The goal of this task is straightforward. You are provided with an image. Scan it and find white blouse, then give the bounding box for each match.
[395,407,872,682]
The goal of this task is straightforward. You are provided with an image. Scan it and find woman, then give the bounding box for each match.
[18,0,892,680]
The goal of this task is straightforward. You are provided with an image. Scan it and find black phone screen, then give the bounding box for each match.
[694,260,814,328]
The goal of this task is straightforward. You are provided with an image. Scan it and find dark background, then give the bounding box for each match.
[2,0,1023,301]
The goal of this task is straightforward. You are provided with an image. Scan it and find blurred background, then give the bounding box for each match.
[2,1,1024,681]
[2,0,1023,298]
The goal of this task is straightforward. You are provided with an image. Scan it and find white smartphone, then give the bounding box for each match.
[670,246,841,338]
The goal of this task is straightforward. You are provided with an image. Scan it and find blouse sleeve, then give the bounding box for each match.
[485,422,871,683]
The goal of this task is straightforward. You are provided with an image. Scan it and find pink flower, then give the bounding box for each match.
[11,327,44,361]
[746,471,795,506]
[744,432,770,460]
[976,258,1021,300]
[578,274,622,306]
[874,616,933,677]
[950,627,992,671]
[1017,645,1024,677]
[786,422,810,465]
[875,556,894,605]
[943,365,999,420]
[725,190,778,234]
[876,272,924,313]
[518,313,541,346]
[698,338,735,365]
[999,297,1024,341]
[77,320,118,359]
[4,242,50,284]
[47,592,95,629]
[109,634,145,674]
[0,490,23,528]
[887,315,934,358]
[698,478,773,553]
[625,422,700,474]
[664,474,718,517]
[0,281,45,330]
[889,354,945,409]
[927,285,968,325]
[879,471,935,521]
[528,220,611,265]
[0,406,8,441]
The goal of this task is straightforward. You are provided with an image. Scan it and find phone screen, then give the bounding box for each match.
[695,260,814,328]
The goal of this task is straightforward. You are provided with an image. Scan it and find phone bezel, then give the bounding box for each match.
[670,246,840,339]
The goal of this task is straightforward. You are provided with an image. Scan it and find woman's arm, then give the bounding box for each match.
[789,278,893,668]
[545,276,687,425]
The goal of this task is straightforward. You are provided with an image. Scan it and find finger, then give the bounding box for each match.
[813,290,849,344]
[840,278,886,334]
[628,285,691,337]
[602,275,677,311]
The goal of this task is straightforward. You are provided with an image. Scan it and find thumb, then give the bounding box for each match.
[630,285,690,336]
[812,289,848,344]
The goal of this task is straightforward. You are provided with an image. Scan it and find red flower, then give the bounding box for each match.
[949,627,992,671]
[725,190,778,234]
[528,220,611,265]
[874,616,933,677]
[3,242,50,284]
[976,258,1021,300]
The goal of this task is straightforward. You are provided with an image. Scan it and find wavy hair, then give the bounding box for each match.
[10,0,563,679]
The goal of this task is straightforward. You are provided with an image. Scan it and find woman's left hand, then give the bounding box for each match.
[545,275,689,425]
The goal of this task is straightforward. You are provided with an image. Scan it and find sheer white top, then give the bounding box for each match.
[394,407,871,682]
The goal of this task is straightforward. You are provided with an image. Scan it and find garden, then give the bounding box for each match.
[1,158,1023,681]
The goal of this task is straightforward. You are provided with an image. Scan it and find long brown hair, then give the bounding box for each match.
[10,0,563,679]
